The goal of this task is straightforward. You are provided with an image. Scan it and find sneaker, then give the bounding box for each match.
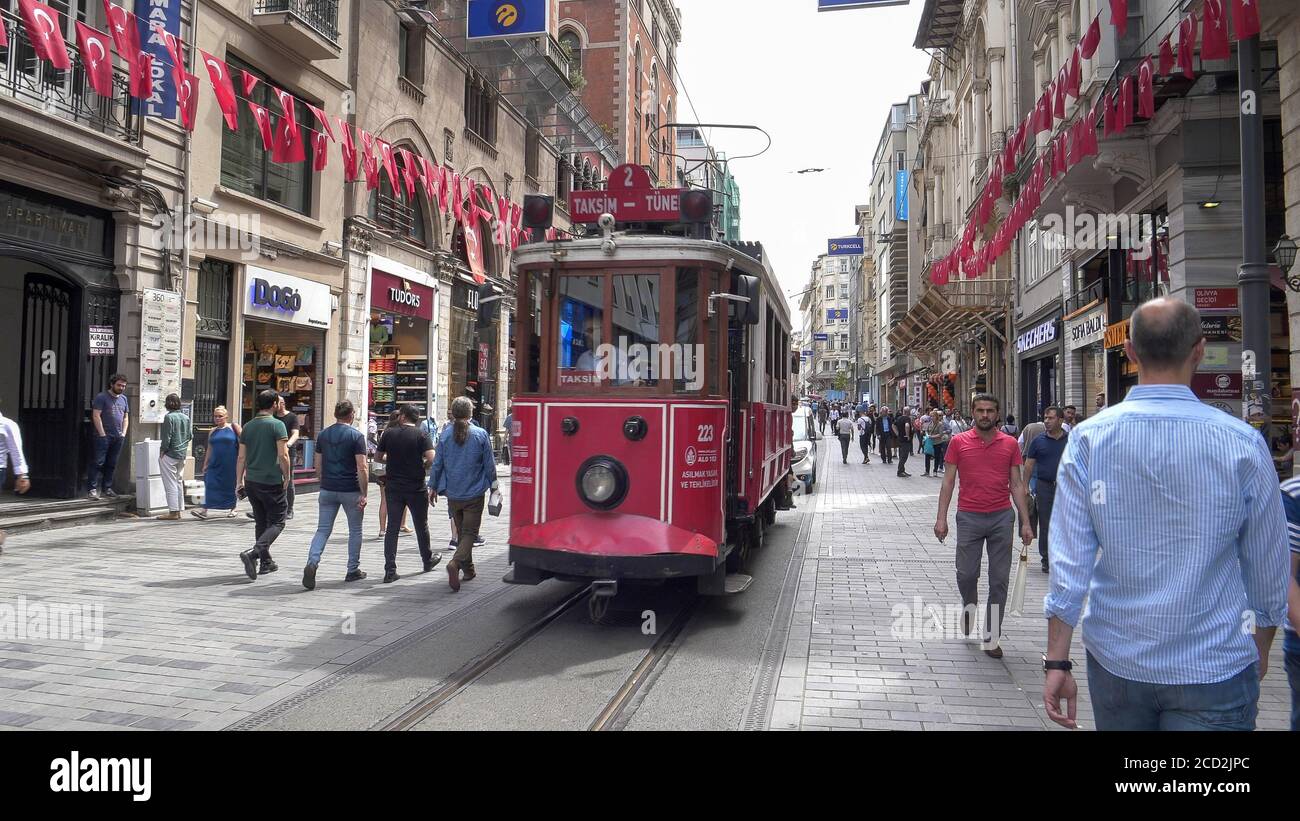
[246,512,256,520]
[258,560,279,575]
[239,550,258,581]
[383,571,400,584]
[286,511,295,521]
[474,537,486,548]
[983,646,1004,660]
[1041,560,1050,574]
[303,563,318,591]
[190,509,209,520]
[448,538,458,549]
[103,489,119,499]
[345,570,368,582]
[461,566,477,583]
[88,489,100,500]
[422,555,442,573]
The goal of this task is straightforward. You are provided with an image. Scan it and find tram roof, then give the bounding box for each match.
[512,234,791,329]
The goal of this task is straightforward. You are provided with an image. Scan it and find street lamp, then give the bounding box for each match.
[1274,235,1300,291]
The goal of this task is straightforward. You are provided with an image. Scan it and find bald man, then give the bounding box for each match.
[1042,297,1289,731]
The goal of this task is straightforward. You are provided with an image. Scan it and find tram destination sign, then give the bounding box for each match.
[569,164,686,223]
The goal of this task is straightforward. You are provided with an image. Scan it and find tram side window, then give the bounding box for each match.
[558,276,604,386]
[611,274,661,386]
[675,268,700,393]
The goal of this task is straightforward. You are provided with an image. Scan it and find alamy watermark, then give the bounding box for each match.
[1040,207,1155,257]
[562,336,705,390]
[0,595,104,650]
[147,210,262,261]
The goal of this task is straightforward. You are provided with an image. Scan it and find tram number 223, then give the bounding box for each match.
[696,425,716,443]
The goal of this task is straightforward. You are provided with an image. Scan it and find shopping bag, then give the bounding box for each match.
[488,487,503,517]
[1008,545,1030,618]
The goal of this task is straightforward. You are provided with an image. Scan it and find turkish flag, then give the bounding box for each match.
[437,165,450,213]
[1118,74,1134,131]
[272,115,305,164]
[307,103,335,141]
[451,172,464,223]
[1054,67,1068,118]
[1178,15,1197,80]
[20,0,71,70]
[464,214,486,284]
[1202,0,1230,61]
[311,128,330,172]
[398,148,418,200]
[177,71,199,131]
[359,131,380,190]
[102,1,140,69]
[378,140,401,196]
[338,119,359,181]
[248,103,275,151]
[1080,14,1102,59]
[75,23,114,98]
[1232,0,1260,40]
[420,157,438,203]
[272,88,297,131]
[1158,35,1175,77]
[1080,105,1100,159]
[129,50,153,101]
[242,69,260,98]
[1067,45,1082,98]
[148,19,184,86]
[1109,0,1128,38]
[0,16,7,49]
[200,50,239,130]
[1103,92,1116,137]
[1035,91,1052,134]
[1137,57,1155,118]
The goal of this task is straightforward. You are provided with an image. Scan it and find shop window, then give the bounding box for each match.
[241,323,324,485]
[220,55,314,215]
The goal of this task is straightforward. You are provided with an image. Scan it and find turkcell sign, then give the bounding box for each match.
[569,189,685,223]
[895,171,909,221]
[135,0,179,119]
[827,309,848,321]
[827,237,864,256]
[817,0,911,10]
[468,0,550,40]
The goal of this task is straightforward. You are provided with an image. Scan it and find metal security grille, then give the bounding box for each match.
[81,288,119,411]
[20,274,77,497]
[197,260,233,340]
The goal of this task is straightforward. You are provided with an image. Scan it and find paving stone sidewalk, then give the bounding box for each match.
[769,441,1294,731]
[0,474,512,731]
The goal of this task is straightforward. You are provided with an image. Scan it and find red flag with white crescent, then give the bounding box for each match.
[1158,35,1175,77]
[311,129,330,172]
[200,50,239,130]
[463,216,486,283]
[102,1,140,69]
[1177,15,1197,80]
[1118,74,1135,131]
[1201,0,1230,61]
[1231,0,1260,40]
[177,71,199,132]
[359,130,380,190]
[75,22,114,98]
[129,50,153,101]
[0,15,7,49]
[1080,14,1101,59]
[19,0,71,70]
[272,115,305,164]
[148,19,184,86]
[248,102,275,151]
[398,148,418,199]
[420,157,437,203]
[1137,57,1155,119]
[437,165,450,213]
[242,69,260,98]
[338,117,359,181]
[1066,45,1081,98]
[307,103,335,141]
[451,173,464,223]
[378,140,401,196]
[1109,0,1128,38]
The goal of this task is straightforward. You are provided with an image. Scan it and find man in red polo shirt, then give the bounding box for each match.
[934,393,1035,658]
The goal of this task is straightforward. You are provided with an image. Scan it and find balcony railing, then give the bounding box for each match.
[0,8,140,144]
[1065,278,1106,316]
[255,0,340,43]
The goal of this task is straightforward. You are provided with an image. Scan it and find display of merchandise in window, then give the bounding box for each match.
[242,329,322,484]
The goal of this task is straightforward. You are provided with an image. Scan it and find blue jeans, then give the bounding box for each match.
[87,435,124,492]
[1086,652,1259,731]
[1285,634,1299,732]
[307,490,364,573]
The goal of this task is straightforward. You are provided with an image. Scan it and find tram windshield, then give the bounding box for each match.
[517,266,719,396]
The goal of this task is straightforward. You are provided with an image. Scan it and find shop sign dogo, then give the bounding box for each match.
[1066,308,1106,351]
[246,265,332,328]
[1016,316,1059,354]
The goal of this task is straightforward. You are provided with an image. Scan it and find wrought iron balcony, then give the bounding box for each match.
[253,0,341,61]
[0,8,141,149]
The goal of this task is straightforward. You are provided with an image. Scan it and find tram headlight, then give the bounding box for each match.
[576,457,629,511]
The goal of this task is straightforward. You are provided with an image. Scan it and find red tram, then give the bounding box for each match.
[504,168,797,608]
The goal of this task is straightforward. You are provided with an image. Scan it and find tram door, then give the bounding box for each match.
[725,278,749,520]
[19,274,80,498]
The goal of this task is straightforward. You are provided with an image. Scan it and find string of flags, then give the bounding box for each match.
[2,0,538,273]
[929,0,1261,286]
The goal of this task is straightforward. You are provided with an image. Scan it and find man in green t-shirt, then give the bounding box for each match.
[236,389,291,581]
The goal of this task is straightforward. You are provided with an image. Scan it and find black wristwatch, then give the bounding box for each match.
[1042,655,1073,673]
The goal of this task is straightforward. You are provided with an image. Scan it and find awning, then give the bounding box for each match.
[888,278,1012,356]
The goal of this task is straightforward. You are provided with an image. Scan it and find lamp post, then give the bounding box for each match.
[1276,235,1299,291]
[1238,34,1270,438]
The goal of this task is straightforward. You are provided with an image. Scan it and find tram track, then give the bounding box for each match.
[377,583,700,732]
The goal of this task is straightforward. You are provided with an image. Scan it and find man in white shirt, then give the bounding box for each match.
[0,402,32,553]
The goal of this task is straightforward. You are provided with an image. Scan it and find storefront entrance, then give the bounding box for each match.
[367,268,435,424]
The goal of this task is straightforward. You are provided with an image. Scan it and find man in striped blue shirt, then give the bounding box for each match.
[1042,297,1290,731]
[1278,477,1300,731]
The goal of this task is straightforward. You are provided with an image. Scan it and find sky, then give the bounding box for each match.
[673,0,932,320]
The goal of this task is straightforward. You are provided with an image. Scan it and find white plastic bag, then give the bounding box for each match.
[1008,545,1030,618]
[488,487,503,517]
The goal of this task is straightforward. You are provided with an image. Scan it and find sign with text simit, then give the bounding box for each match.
[569,164,685,223]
